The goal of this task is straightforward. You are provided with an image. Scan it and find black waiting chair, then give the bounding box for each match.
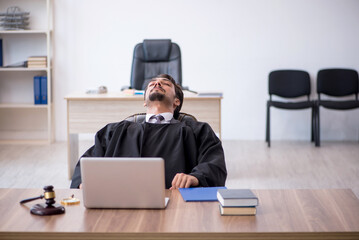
[128,39,182,90]
[125,112,197,123]
[266,70,316,147]
[315,68,359,146]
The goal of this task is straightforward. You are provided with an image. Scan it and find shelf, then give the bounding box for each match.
[0,30,49,35]
[0,67,48,72]
[0,0,53,144]
[0,103,48,109]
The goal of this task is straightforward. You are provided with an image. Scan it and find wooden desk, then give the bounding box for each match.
[1,188,358,239]
[65,91,222,179]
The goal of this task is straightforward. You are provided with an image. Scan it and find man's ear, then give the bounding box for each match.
[143,102,147,107]
[173,98,180,108]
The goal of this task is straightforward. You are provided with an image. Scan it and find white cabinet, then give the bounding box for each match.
[0,0,53,143]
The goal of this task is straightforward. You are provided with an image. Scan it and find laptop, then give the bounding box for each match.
[80,157,169,209]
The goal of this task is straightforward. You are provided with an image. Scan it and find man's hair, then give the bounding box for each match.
[145,74,183,119]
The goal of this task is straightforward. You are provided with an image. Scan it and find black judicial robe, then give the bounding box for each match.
[70,119,227,189]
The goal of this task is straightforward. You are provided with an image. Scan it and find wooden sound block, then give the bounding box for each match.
[30,203,65,216]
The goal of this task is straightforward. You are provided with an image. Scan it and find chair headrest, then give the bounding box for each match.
[143,39,172,61]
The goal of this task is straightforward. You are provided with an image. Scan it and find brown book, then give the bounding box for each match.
[28,60,47,64]
[28,56,47,61]
[219,204,256,216]
[27,64,47,68]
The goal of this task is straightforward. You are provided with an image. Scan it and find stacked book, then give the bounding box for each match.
[217,189,258,216]
[27,56,47,68]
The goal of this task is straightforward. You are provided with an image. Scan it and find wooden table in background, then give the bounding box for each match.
[1,188,359,240]
[64,91,222,179]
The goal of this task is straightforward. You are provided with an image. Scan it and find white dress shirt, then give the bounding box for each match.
[146,112,173,124]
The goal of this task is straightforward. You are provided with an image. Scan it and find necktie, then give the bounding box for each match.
[151,115,165,124]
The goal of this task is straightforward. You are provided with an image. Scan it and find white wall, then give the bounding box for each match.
[53,0,359,141]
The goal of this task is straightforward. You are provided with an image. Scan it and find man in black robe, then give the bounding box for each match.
[70,74,227,189]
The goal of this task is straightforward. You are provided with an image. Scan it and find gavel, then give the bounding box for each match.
[20,185,65,216]
[20,185,56,205]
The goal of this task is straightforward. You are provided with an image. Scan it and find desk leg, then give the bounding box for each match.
[68,134,79,180]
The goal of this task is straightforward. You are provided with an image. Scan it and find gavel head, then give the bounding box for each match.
[43,185,56,206]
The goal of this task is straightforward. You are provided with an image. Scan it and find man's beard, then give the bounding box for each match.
[147,91,172,110]
[149,92,165,101]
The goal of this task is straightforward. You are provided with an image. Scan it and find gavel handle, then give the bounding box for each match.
[19,195,44,204]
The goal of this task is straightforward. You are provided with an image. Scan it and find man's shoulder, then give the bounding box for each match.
[179,120,219,141]
[179,120,212,131]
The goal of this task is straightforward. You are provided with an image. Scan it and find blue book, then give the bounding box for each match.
[179,186,227,202]
[40,76,47,104]
[33,76,41,104]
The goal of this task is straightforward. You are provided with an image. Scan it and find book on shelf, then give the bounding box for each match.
[219,205,256,216]
[33,75,47,104]
[27,56,47,68]
[28,56,47,61]
[28,63,47,68]
[40,76,47,104]
[217,189,258,207]
[33,76,41,104]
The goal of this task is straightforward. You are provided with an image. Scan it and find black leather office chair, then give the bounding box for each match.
[129,39,182,90]
[266,70,316,147]
[315,68,359,146]
[125,112,197,122]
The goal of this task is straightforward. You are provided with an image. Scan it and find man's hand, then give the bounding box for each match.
[170,173,199,190]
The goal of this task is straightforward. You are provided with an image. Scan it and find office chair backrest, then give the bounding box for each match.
[125,112,197,123]
[130,39,182,90]
[317,69,359,97]
[269,70,311,98]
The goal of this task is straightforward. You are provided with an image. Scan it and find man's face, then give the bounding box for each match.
[144,78,180,111]
[145,78,175,100]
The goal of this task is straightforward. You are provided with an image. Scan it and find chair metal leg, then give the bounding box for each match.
[266,104,270,147]
[311,107,314,142]
[315,106,320,147]
[266,105,268,142]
